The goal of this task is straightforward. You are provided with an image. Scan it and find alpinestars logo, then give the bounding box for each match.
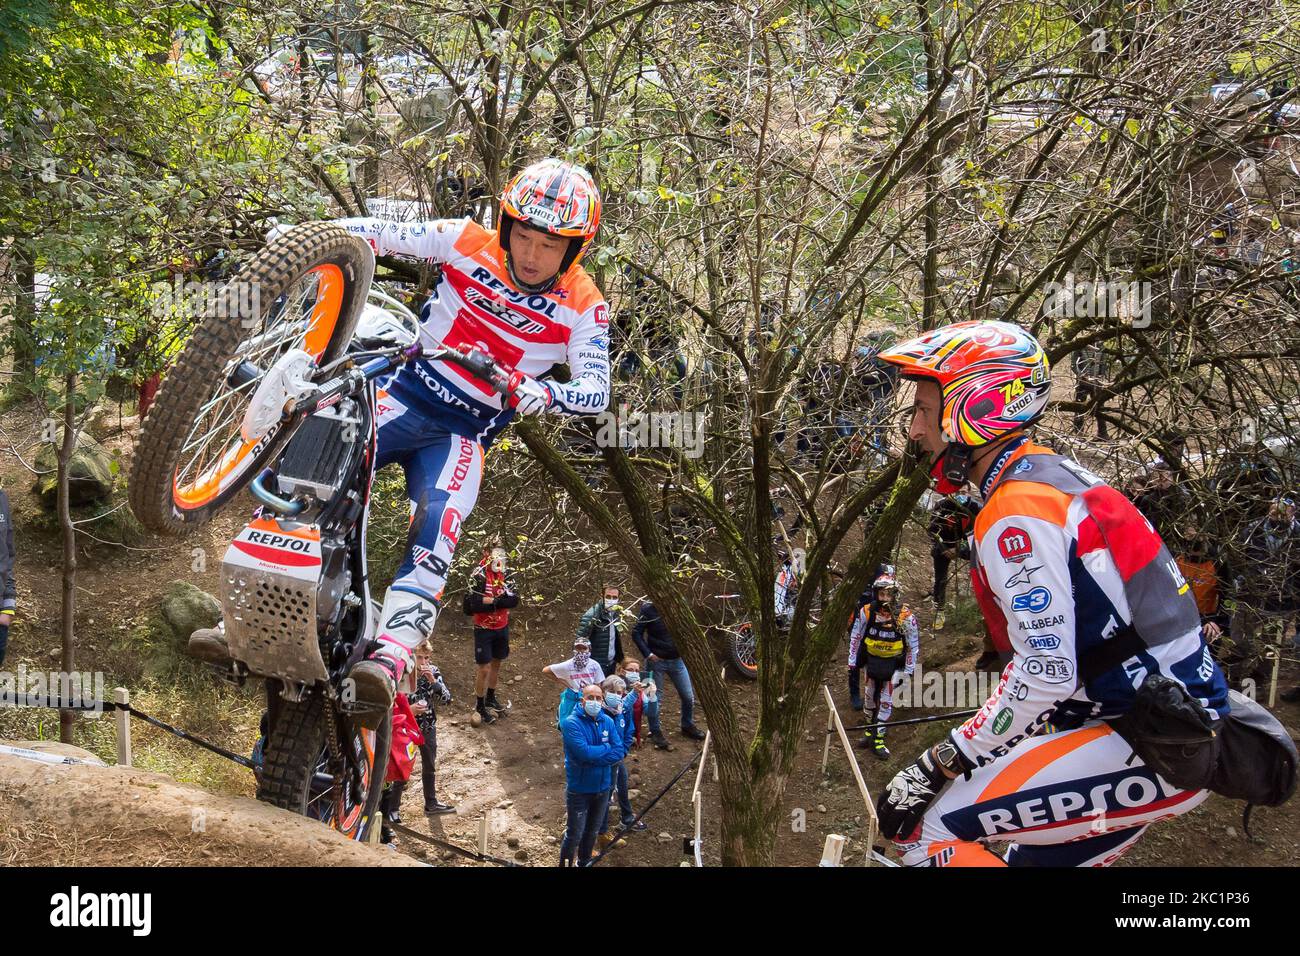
[387,603,435,637]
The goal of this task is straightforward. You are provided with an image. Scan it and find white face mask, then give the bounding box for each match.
[604,597,618,609]
[490,548,507,573]
[625,672,640,684]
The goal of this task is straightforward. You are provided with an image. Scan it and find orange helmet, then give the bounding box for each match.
[499,158,601,291]
[879,320,1051,488]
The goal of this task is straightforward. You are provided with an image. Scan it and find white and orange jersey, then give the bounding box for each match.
[774,565,800,618]
[335,217,610,440]
[955,439,1229,769]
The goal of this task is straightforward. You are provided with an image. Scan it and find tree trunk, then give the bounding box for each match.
[58,371,78,744]
[11,247,38,391]
[717,757,787,866]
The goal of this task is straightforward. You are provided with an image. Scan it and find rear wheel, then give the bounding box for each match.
[257,683,391,842]
[129,223,374,535]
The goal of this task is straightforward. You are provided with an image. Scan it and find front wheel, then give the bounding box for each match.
[130,223,374,535]
[728,622,759,680]
[257,683,391,842]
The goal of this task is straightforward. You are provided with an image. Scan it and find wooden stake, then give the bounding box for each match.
[819,833,846,867]
[821,684,878,866]
[113,687,131,767]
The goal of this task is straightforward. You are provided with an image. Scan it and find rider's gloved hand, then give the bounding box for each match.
[877,737,970,841]
[507,372,554,416]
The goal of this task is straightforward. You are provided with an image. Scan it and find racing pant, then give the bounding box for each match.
[895,722,1208,867]
[370,387,485,667]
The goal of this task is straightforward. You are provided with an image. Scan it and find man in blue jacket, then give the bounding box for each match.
[559,683,627,866]
[597,676,647,848]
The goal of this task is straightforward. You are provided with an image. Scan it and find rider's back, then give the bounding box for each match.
[961,441,1229,765]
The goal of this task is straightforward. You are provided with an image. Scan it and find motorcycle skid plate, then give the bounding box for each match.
[221,517,329,685]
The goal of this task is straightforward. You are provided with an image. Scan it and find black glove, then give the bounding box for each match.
[877,738,970,841]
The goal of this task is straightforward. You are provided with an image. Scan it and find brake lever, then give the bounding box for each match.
[422,344,516,396]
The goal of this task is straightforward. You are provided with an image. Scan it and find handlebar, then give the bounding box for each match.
[289,342,515,420]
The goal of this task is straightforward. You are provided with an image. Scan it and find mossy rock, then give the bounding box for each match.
[31,436,116,509]
[158,580,221,645]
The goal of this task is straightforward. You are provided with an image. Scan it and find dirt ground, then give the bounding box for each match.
[0,396,1295,867]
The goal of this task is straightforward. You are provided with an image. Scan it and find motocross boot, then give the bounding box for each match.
[188,622,233,666]
[872,724,891,761]
[348,589,432,727]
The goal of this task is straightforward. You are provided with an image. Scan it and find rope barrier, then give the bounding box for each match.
[588,747,703,866]
[6,692,703,867]
[3,694,257,769]
[839,708,979,733]
[386,820,519,867]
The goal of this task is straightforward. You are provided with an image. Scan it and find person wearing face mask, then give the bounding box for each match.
[559,682,627,866]
[462,542,520,725]
[617,659,660,749]
[597,675,645,847]
[544,637,606,728]
[576,585,626,678]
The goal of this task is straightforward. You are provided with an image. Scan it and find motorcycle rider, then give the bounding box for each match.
[847,572,919,760]
[774,547,805,631]
[873,320,1229,866]
[192,159,609,720]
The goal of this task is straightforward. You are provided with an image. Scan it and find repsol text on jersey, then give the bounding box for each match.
[470,267,560,319]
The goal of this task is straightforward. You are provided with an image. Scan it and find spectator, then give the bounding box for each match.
[851,330,900,456]
[461,543,519,726]
[1174,523,1229,642]
[1070,345,1111,438]
[632,599,706,742]
[380,691,425,843]
[0,486,14,666]
[559,683,626,866]
[1129,461,1191,544]
[576,585,626,677]
[597,675,646,847]
[1226,496,1300,689]
[926,493,977,631]
[616,659,659,748]
[410,641,455,815]
[544,636,606,727]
